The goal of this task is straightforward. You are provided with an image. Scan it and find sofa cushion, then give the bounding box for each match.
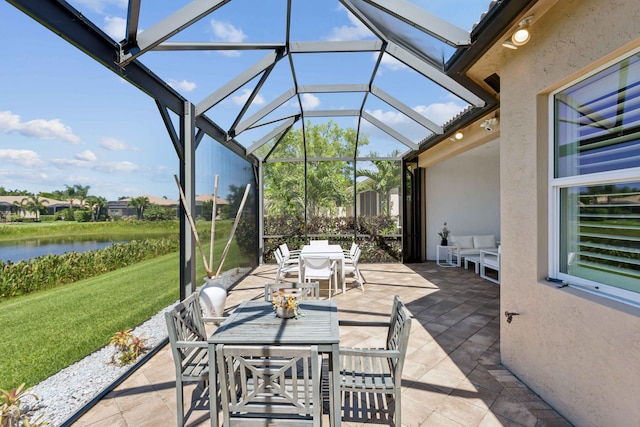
[451,235,474,249]
[474,235,496,249]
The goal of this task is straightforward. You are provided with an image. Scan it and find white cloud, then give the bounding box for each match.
[414,102,465,125]
[94,161,140,173]
[0,111,81,144]
[51,158,140,173]
[76,150,97,162]
[300,93,320,110]
[0,149,44,167]
[168,79,197,92]
[210,19,246,56]
[103,16,127,41]
[100,137,136,151]
[377,53,408,71]
[231,88,265,106]
[366,109,408,125]
[328,6,373,41]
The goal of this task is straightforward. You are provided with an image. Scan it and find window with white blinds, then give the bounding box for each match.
[552,51,640,306]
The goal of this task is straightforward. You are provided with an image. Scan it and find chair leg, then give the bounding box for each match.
[395,389,401,427]
[356,267,364,291]
[176,381,184,426]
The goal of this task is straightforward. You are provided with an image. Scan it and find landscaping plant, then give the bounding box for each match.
[0,383,47,427]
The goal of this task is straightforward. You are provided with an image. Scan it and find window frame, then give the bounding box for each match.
[548,48,640,308]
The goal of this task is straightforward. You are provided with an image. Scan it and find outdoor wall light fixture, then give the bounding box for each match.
[454,130,464,140]
[502,15,534,49]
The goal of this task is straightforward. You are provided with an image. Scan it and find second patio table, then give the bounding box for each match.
[208,299,341,427]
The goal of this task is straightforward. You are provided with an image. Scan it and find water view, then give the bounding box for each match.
[0,237,128,263]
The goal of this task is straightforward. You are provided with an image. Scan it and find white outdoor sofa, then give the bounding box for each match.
[449,234,499,268]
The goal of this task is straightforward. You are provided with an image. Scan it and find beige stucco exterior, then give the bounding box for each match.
[469,0,640,425]
[422,0,640,424]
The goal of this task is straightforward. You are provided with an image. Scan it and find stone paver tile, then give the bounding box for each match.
[72,397,120,426]
[75,412,128,427]
[490,395,538,427]
[421,411,466,427]
[479,411,527,427]
[435,395,489,426]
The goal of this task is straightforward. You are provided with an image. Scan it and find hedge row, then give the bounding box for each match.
[0,237,180,299]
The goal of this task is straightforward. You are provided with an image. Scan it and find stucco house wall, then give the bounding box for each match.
[498,0,640,425]
[424,143,500,260]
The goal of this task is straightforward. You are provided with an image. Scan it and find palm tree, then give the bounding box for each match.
[127,196,150,220]
[20,195,49,221]
[355,152,401,216]
[64,184,90,214]
[73,184,90,209]
[86,195,108,221]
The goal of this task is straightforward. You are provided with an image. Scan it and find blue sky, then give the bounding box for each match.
[0,0,490,201]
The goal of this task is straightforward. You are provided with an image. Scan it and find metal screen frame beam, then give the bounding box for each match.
[358,0,470,47]
[119,0,230,66]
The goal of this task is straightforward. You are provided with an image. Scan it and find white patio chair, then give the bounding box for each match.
[309,239,329,246]
[217,344,323,426]
[264,281,320,301]
[279,243,300,266]
[343,246,364,292]
[274,248,299,283]
[300,255,337,298]
[343,242,358,260]
[480,245,501,284]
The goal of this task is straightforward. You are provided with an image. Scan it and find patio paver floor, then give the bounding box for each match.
[72,262,572,427]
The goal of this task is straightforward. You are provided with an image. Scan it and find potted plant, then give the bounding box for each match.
[271,290,300,319]
[438,222,450,246]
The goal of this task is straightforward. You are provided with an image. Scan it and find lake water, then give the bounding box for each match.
[0,238,128,263]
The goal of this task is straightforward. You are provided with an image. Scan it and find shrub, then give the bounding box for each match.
[143,204,176,221]
[0,236,180,299]
[73,210,93,222]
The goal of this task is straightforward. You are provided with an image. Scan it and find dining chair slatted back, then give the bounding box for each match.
[264,282,320,301]
[217,344,323,426]
[165,292,210,426]
[339,295,412,426]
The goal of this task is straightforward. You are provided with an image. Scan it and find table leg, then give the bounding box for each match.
[208,342,218,427]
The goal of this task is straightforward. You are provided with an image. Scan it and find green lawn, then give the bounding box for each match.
[0,220,181,241]
[0,221,250,390]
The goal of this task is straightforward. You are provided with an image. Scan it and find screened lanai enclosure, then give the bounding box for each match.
[8,0,521,296]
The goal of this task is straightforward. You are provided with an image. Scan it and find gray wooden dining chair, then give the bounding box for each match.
[338,295,412,426]
[165,292,226,426]
[216,344,323,426]
[264,281,320,301]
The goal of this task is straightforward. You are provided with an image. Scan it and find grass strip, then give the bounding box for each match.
[0,232,247,390]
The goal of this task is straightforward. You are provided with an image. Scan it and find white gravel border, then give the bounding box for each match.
[23,268,250,427]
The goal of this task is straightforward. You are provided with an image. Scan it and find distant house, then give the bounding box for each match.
[0,196,76,219]
[195,194,229,219]
[108,194,228,219]
[345,178,400,218]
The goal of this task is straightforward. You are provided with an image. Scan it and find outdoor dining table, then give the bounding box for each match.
[207,299,341,427]
[300,244,346,294]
